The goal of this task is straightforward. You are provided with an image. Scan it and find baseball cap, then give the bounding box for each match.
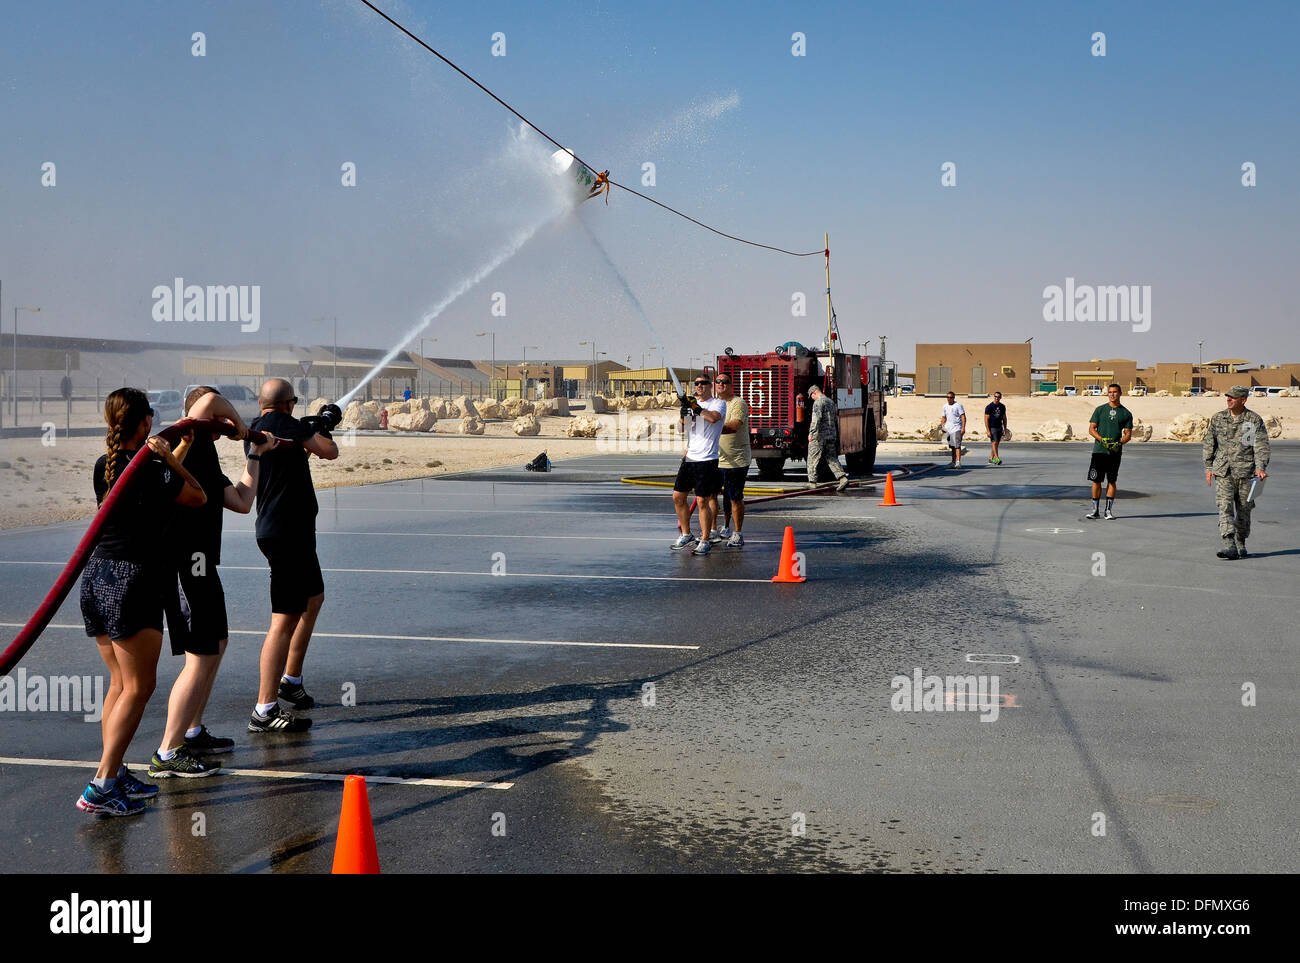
[1226,386,1249,398]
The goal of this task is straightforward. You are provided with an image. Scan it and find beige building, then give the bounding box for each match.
[915,343,1032,396]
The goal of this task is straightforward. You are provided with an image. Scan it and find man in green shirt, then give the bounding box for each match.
[1085,383,1133,519]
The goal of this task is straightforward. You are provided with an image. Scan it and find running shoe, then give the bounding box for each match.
[1104,508,1115,520]
[988,457,995,464]
[77,783,145,817]
[717,525,732,539]
[248,704,312,733]
[691,539,713,556]
[149,746,222,779]
[278,679,315,710]
[671,533,696,551]
[117,767,159,799]
[707,529,721,544]
[727,531,744,549]
[994,457,1002,465]
[185,726,235,756]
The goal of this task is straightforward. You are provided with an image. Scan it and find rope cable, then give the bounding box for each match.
[355,0,821,257]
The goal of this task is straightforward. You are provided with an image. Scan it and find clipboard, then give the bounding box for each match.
[1247,476,1265,507]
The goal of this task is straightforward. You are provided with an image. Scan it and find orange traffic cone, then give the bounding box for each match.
[332,774,380,874]
[771,526,806,583]
[877,471,900,507]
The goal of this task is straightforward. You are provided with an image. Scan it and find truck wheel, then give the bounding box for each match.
[845,412,878,475]
[755,458,785,481]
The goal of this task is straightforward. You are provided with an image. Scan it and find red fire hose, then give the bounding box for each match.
[0,418,278,674]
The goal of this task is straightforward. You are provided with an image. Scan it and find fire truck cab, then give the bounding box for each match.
[715,342,896,481]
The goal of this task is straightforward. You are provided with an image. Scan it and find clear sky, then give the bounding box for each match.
[2,0,1297,373]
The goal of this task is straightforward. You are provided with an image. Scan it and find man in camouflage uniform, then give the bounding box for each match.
[806,383,850,492]
[1202,385,1270,560]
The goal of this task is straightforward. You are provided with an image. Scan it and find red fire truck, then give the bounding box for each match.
[715,341,896,480]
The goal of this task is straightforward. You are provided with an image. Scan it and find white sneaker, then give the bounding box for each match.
[727,531,744,549]
[671,533,696,551]
[707,529,721,544]
[717,525,732,539]
[692,539,713,556]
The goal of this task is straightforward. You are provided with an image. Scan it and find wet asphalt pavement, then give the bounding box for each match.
[1,442,1296,873]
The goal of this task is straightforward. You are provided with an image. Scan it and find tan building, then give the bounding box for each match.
[915,343,1032,396]
[1053,359,1141,393]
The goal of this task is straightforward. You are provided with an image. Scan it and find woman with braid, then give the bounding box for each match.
[77,388,206,816]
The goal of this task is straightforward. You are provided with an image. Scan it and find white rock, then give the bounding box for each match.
[1129,418,1153,442]
[1166,412,1209,441]
[1154,389,1171,397]
[512,413,541,436]
[386,400,411,417]
[1031,420,1074,441]
[566,415,601,438]
[627,416,652,440]
[458,415,485,435]
[477,398,503,420]
[390,409,437,432]
[340,400,381,430]
[876,418,889,441]
[502,397,534,418]
[306,397,331,416]
[454,395,479,419]
[1265,414,1283,438]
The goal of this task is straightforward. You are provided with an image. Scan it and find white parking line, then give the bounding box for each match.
[308,531,841,545]
[0,622,700,651]
[0,562,771,584]
[0,756,512,790]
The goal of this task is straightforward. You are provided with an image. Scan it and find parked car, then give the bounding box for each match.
[1189,387,1203,397]
[1063,385,1078,396]
[146,389,184,424]
[1264,386,1289,397]
[899,384,914,396]
[184,383,262,423]
[1251,386,1268,397]
[1130,385,1147,396]
[1084,385,1102,396]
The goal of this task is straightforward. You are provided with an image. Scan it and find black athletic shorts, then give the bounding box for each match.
[80,555,165,642]
[674,458,722,498]
[256,534,325,615]
[988,424,1004,442]
[164,566,229,656]
[720,465,750,502]
[1087,451,1122,485]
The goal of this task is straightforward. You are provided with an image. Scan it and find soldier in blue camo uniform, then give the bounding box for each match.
[1202,386,1270,560]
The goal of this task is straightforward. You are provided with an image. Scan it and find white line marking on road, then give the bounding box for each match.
[0,622,700,651]
[0,562,771,584]
[308,531,842,545]
[966,653,1022,664]
[0,756,512,790]
[1025,527,1084,535]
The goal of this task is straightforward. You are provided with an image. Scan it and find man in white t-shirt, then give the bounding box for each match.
[671,375,726,555]
[939,391,967,468]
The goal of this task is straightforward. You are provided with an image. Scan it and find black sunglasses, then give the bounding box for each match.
[694,380,709,386]
[715,379,730,385]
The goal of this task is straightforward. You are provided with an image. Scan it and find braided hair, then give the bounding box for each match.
[102,387,152,491]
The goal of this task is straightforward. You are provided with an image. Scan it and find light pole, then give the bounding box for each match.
[13,305,40,421]
[312,316,338,399]
[578,340,598,398]
[521,344,539,398]
[476,332,496,399]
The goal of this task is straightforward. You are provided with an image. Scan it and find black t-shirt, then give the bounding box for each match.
[246,410,318,538]
[92,449,186,562]
[168,432,234,567]
[985,402,1007,426]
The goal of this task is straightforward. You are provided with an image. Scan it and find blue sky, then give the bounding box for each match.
[2,0,1297,372]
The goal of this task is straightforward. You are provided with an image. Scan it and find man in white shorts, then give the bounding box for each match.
[939,391,966,468]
